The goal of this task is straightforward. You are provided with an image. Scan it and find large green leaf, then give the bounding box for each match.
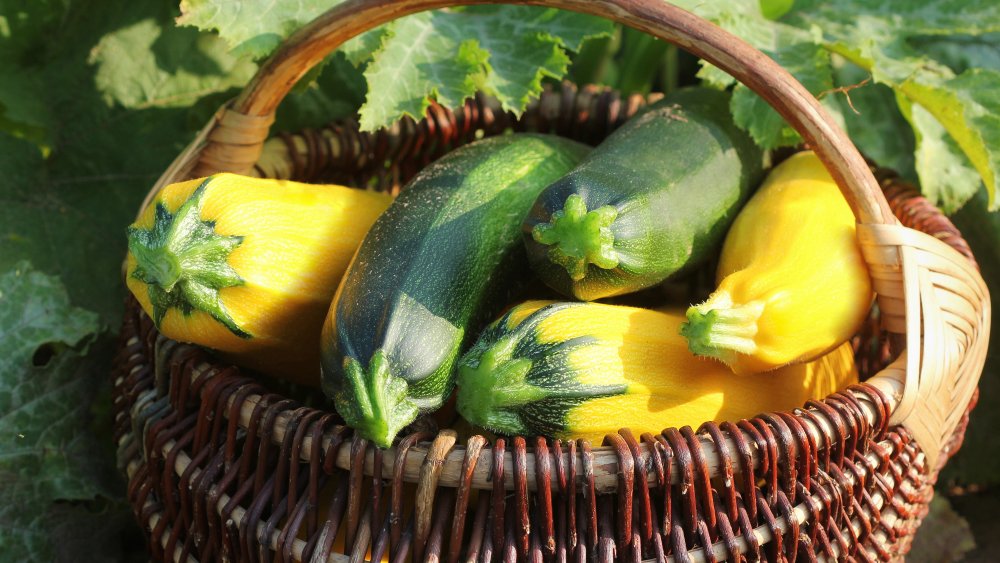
[673,0,1000,209]
[359,6,611,131]
[915,33,1000,74]
[671,1,834,148]
[785,3,1000,210]
[91,17,256,109]
[274,53,366,133]
[0,2,265,560]
[898,92,983,214]
[789,0,1000,37]
[729,28,832,147]
[899,69,1000,211]
[466,5,601,112]
[0,262,124,560]
[358,11,489,132]
[178,0,343,58]
[0,70,53,152]
[831,60,916,179]
[0,1,260,325]
[179,1,611,132]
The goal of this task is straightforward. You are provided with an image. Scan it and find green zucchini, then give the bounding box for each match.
[523,87,764,301]
[321,134,589,447]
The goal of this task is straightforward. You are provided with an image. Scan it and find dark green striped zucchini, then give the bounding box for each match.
[321,134,589,447]
[523,87,764,301]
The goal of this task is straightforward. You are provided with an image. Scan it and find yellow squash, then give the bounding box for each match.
[680,152,873,374]
[456,300,858,442]
[125,174,391,386]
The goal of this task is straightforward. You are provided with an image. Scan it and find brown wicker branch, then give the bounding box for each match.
[136,348,891,494]
[125,414,924,563]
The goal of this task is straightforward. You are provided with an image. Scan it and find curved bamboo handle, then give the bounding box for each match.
[228,0,897,225]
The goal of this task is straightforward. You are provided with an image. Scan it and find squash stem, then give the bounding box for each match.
[126,178,249,338]
[457,337,544,436]
[680,292,765,366]
[334,350,420,448]
[531,194,620,281]
[131,244,183,291]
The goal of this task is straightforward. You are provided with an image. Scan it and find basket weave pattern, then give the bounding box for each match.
[117,86,977,562]
[114,1,991,561]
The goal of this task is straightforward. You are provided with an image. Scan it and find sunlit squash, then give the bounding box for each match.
[456,300,858,441]
[125,173,391,386]
[680,151,874,375]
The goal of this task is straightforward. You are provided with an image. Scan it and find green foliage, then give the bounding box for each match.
[177,0,335,58]
[91,17,257,109]
[0,263,124,560]
[0,1,261,560]
[830,61,916,179]
[669,0,1000,212]
[358,11,489,132]
[180,2,612,131]
[354,6,612,130]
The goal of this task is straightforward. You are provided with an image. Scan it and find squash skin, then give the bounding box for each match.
[680,151,874,374]
[523,87,763,301]
[456,300,858,441]
[321,134,590,448]
[125,173,391,386]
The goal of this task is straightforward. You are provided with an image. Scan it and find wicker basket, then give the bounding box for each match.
[113,1,991,561]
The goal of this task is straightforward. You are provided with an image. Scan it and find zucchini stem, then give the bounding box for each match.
[127,178,249,338]
[680,291,764,366]
[532,194,619,281]
[334,350,420,448]
[457,336,543,436]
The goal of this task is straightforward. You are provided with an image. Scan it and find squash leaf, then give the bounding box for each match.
[897,93,984,214]
[91,17,257,109]
[177,0,337,58]
[786,1,1000,210]
[830,61,916,180]
[0,262,126,561]
[359,6,612,131]
[179,2,611,132]
[357,11,490,132]
[0,2,264,560]
[671,0,1000,211]
[0,1,261,325]
[729,31,832,148]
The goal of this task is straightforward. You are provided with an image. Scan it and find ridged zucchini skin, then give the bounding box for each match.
[456,300,857,441]
[680,152,874,374]
[321,134,590,448]
[125,173,391,386]
[523,88,764,301]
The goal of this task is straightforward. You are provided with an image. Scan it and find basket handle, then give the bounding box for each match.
[213,0,897,226]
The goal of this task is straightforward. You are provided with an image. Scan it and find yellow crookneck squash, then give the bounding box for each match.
[125,173,391,386]
[680,151,874,375]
